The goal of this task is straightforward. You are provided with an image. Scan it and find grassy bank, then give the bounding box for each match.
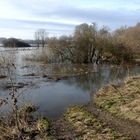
[95,75,140,123]
[0,105,53,140]
[1,73,139,139]
[64,106,130,140]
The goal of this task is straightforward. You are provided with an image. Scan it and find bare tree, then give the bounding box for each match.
[74,23,98,63]
[35,29,48,47]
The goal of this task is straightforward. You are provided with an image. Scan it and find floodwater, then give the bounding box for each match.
[0,47,140,118]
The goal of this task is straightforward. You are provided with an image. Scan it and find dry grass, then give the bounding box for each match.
[65,106,130,140]
[24,47,50,63]
[0,104,52,140]
[95,75,140,123]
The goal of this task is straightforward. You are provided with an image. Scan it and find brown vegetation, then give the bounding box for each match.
[0,104,52,140]
[32,22,140,64]
[51,106,131,139]
[95,75,140,123]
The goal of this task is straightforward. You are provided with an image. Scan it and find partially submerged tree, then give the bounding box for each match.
[34,22,139,64]
[73,23,112,64]
[73,23,98,63]
[47,36,74,63]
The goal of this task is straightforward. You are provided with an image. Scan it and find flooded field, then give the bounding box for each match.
[0,47,140,118]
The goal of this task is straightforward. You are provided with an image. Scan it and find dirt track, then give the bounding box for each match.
[50,118,80,140]
[50,104,140,140]
[87,104,140,140]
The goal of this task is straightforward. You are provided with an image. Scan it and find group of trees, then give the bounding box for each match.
[35,23,140,64]
[35,29,48,48]
[2,38,31,48]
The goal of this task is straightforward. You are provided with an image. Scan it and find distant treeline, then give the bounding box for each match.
[2,38,31,48]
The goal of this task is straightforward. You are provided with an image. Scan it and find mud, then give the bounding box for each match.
[87,104,140,140]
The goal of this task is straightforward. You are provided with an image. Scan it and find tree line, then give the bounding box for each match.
[2,38,31,48]
[35,23,140,64]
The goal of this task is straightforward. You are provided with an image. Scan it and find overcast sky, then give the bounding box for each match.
[0,0,140,39]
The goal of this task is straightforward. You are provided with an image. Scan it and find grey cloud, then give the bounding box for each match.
[1,0,140,39]
[35,6,140,29]
[0,18,75,31]
[6,0,140,30]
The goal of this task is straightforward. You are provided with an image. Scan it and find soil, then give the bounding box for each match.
[87,104,140,140]
[49,104,140,139]
[50,118,80,140]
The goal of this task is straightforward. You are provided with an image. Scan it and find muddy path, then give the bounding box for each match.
[87,104,140,140]
[50,118,80,140]
[49,104,140,140]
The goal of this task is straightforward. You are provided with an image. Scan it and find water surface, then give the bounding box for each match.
[0,47,140,118]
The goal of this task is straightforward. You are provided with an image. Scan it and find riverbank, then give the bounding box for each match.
[95,75,140,123]
[0,72,140,139]
[50,75,140,139]
[0,104,53,140]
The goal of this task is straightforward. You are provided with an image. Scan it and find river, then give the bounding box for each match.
[0,47,140,118]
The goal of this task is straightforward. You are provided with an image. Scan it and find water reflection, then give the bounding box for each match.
[0,47,140,118]
[19,64,140,118]
[63,65,138,92]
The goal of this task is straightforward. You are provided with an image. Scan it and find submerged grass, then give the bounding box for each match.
[95,75,140,123]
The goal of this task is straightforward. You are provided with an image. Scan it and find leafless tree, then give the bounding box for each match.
[35,29,48,47]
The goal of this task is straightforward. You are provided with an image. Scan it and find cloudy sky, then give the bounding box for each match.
[0,0,140,39]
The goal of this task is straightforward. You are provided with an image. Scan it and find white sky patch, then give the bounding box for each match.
[0,28,34,39]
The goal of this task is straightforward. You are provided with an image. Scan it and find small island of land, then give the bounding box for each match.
[2,38,31,48]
